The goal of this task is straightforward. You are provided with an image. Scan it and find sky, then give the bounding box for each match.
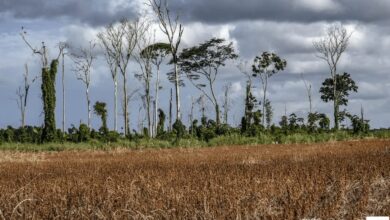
[1,0,390,131]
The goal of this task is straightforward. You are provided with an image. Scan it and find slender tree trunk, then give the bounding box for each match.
[169,88,173,131]
[223,85,230,124]
[309,93,312,114]
[154,66,160,137]
[334,99,339,130]
[190,96,194,135]
[21,103,25,128]
[209,81,220,125]
[21,64,28,128]
[86,86,91,128]
[174,62,181,121]
[201,96,205,119]
[123,75,129,136]
[224,98,227,125]
[215,104,220,125]
[361,105,364,123]
[333,73,339,130]
[152,101,156,137]
[146,76,152,137]
[262,77,268,127]
[23,93,28,126]
[62,53,65,133]
[114,78,118,132]
[334,96,339,130]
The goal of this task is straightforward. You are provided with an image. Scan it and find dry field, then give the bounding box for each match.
[0,140,389,219]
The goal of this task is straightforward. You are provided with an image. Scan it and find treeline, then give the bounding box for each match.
[0,105,371,144]
[1,0,375,145]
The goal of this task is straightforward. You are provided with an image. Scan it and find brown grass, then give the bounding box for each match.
[0,140,389,219]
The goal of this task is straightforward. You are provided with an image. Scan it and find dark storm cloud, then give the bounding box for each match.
[170,0,390,24]
[2,0,390,25]
[0,0,138,26]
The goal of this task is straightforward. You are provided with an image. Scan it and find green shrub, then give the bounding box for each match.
[173,120,186,139]
[78,124,90,142]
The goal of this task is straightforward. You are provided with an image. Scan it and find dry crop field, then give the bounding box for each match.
[0,140,389,219]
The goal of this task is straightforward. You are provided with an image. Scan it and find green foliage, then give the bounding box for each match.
[173,120,186,139]
[241,82,258,133]
[141,42,171,62]
[240,82,265,136]
[178,38,238,74]
[308,112,320,132]
[288,113,304,131]
[105,131,120,142]
[41,60,59,143]
[252,52,287,77]
[279,115,288,132]
[78,124,90,142]
[0,126,41,143]
[157,109,166,137]
[320,72,358,106]
[252,51,287,129]
[345,113,370,134]
[320,72,358,129]
[264,99,273,128]
[94,101,108,135]
[178,38,238,125]
[2,127,390,152]
[319,114,330,131]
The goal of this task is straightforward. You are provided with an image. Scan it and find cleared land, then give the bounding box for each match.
[0,140,389,219]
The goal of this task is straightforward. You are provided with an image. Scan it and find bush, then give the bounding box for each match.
[78,124,90,142]
[173,120,186,139]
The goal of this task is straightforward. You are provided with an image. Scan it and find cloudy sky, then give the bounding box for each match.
[1,0,390,131]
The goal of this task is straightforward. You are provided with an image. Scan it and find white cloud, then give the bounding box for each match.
[295,0,342,12]
[181,22,237,49]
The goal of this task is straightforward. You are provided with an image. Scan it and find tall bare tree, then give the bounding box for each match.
[20,28,49,68]
[147,0,184,122]
[97,25,121,132]
[71,41,96,128]
[59,42,68,134]
[313,24,352,130]
[98,19,146,136]
[146,43,170,136]
[135,28,154,137]
[16,64,38,128]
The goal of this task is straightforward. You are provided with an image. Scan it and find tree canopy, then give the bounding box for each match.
[320,72,358,106]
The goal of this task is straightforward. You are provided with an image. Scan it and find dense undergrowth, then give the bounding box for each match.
[1,127,390,152]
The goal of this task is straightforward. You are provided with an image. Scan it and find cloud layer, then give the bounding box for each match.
[0,0,389,129]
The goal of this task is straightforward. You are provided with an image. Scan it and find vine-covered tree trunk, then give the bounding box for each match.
[333,74,339,130]
[41,60,58,142]
[169,88,173,131]
[334,98,339,130]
